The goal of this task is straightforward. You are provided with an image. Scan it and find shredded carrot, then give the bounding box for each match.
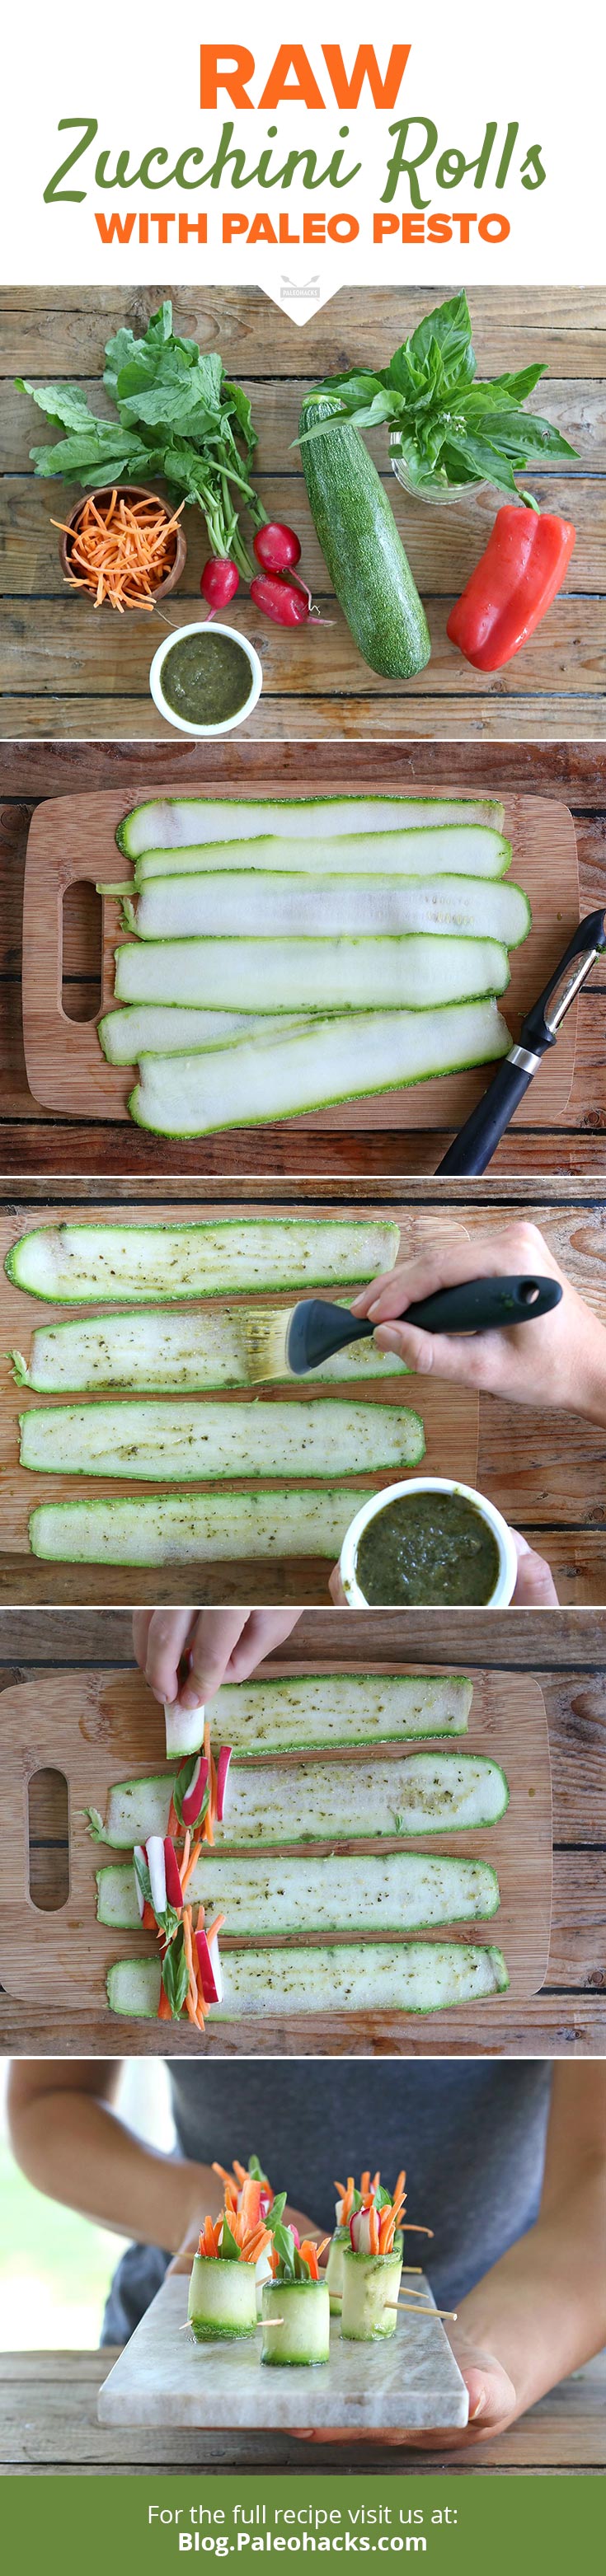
[179,1828,191,1889]
[369,2207,379,2256]
[205,1913,225,1947]
[181,1833,203,1898]
[167,1795,179,1840]
[359,2171,370,2195]
[51,489,186,613]
[182,1907,200,2020]
[213,2161,236,2189]
[157,1981,171,2021]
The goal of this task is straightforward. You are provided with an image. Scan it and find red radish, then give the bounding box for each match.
[181,1755,209,1830]
[290,2225,301,2248]
[200,557,239,610]
[195,1925,222,2006]
[250,572,309,627]
[134,1843,147,1919]
[147,1835,167,1920]
[216,1745,233,1823]
[253,522,301,574]
[163,1838,184,1912]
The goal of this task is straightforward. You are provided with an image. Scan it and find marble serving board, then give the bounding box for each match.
[98,2270,468,2433]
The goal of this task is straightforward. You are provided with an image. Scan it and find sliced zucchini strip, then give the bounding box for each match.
[96,1750,509,1846]
[106,1941,510,2020]
[97,1848,499,1936]
[6,1216,399,1304]
[117,795,505,860]
[134,823,511,884]
[189,1671,473,1754]
[116,934,510,1013]
[13,1303,409,1394]
[97,1006,297,1066]
[125,873,527,948]
[19,1396,425,1482]
[127,1001,510,1139]
[28,1487,400,1566]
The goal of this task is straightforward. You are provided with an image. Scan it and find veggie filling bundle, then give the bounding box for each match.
[187,2157,444,2367]
[92,789,532,1137]
[83,1671,510,2027]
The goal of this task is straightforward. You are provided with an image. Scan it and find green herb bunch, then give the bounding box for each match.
[18,300,266,574]
[298,291,577,503]
[270,2210,317,2282]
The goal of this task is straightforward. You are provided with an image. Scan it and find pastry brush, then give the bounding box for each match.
[244,1272,562,1384]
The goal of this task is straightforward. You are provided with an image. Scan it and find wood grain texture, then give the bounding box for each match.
[0,1662,552,2027]
[2,285,604,740]
[2,738,604,1174]
[2,2349,604,2473]
[20,782,578,1131]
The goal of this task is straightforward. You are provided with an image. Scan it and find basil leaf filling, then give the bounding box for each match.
[298,291,578,495]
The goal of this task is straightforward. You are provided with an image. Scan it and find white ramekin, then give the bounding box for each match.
[149,621,263,736]
[339,1476,519,1609]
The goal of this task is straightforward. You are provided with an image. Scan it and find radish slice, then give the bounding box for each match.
[147,1835,167,1920]
[133,1843,147,1919]
[163,1838,184,1911]
[216,1745,232,1823]
[195,1925,221,2005]
[181,1756,209,1829]
[208,1932,224,2007]
[355,2210,373,2256]
[164,1696,205,1761]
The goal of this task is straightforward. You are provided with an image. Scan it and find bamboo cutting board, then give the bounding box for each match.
[96,2272,468,2432]
[21,785,579,1129]
[0,1202,479,1576]
[0,1662,552,2036]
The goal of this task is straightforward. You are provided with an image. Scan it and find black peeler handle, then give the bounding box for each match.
[435,1052,541,1176]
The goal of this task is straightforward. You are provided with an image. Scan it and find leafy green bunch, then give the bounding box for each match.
[298,292,577,503]
[18,301,266,574]
[270,2208,317,2281]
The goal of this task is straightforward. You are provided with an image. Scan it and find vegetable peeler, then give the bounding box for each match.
[272,1272,562,1379]
[435,908,606,1175]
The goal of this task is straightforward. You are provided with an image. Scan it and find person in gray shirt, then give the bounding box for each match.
[8,2059,606,2454]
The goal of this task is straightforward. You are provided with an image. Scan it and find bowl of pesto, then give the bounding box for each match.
[339,1477,518,1609]
[149,621,263,736]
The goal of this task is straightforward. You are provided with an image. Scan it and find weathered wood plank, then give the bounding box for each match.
[2,279,604,366]
[4,696,606,742]
[2,596,603,708]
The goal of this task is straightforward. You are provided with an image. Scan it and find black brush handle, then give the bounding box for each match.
[287,1275,561,1372]
[435,1053,543,1176]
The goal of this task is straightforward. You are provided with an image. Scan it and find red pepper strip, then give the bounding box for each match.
[446,507,576,672]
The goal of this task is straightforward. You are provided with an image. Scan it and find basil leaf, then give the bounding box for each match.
[134,1848,153,1908]
[270,2193,288,2228]
[219,2214,243,2262]
[162,1927,190,2019]
[84,1806,106,1843]
[173,1753,209,1829]
[248,2153,270,2186]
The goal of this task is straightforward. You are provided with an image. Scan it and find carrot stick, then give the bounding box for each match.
[181,1835,203,1897]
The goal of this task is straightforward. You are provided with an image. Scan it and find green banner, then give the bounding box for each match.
[0,2473,602,2576]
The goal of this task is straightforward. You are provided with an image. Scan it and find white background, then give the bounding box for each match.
[2,0,604,315]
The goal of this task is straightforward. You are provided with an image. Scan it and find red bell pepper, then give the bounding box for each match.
[447,506,575,671]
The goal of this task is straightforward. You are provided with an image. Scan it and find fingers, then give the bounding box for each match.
[220,1609,304,1684]
[374,1320,491,1384]
[351,1221,555,1327]
[135,1609,198,1705]
[512,1532,559,1606]
[328,1567,346,1603]
[184,1612,251,1704]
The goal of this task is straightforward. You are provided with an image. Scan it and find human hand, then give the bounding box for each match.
[328,1527,558,1606]
[132,1608,304,1710]
[294,2324,516,2450]
[350,1221,606,1423]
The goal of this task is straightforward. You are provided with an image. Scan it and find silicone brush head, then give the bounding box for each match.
[243,1300,369,1384]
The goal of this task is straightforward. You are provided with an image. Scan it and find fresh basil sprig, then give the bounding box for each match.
[17,301,265,575]
[162,1927,190,2020]
[133,1846,181,1946]
[298,292,577,503]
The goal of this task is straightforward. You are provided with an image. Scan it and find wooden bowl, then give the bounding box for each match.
[58,483,187,608]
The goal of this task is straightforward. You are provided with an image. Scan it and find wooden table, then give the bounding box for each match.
[1,1606,604,2058]
[2,2347,604,2474]
[2,738,606,1177]
[2,286,604,742]
[2,1178,606,1605]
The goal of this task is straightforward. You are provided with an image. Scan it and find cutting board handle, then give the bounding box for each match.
[22,815,134,1117]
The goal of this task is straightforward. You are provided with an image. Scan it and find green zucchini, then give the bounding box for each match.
[20,1395,424,1482]
[299,394,431,679]
[11,1302,410,1394]
[127,1000,510,1139]
[94,1750,509,1847]
[116,934,510,1014]
[97,1848,497,1936]
[27,1487,406,1565]
[196,1670,473,1752]
[97,1006,296,1065]
[116,795,505,860]
[124,873,527,949]
[6,1216,398,1304]
[106,1941,510,2020]
[133,823,512,884]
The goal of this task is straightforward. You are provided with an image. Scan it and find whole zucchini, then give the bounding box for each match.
[299,394,431,680]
